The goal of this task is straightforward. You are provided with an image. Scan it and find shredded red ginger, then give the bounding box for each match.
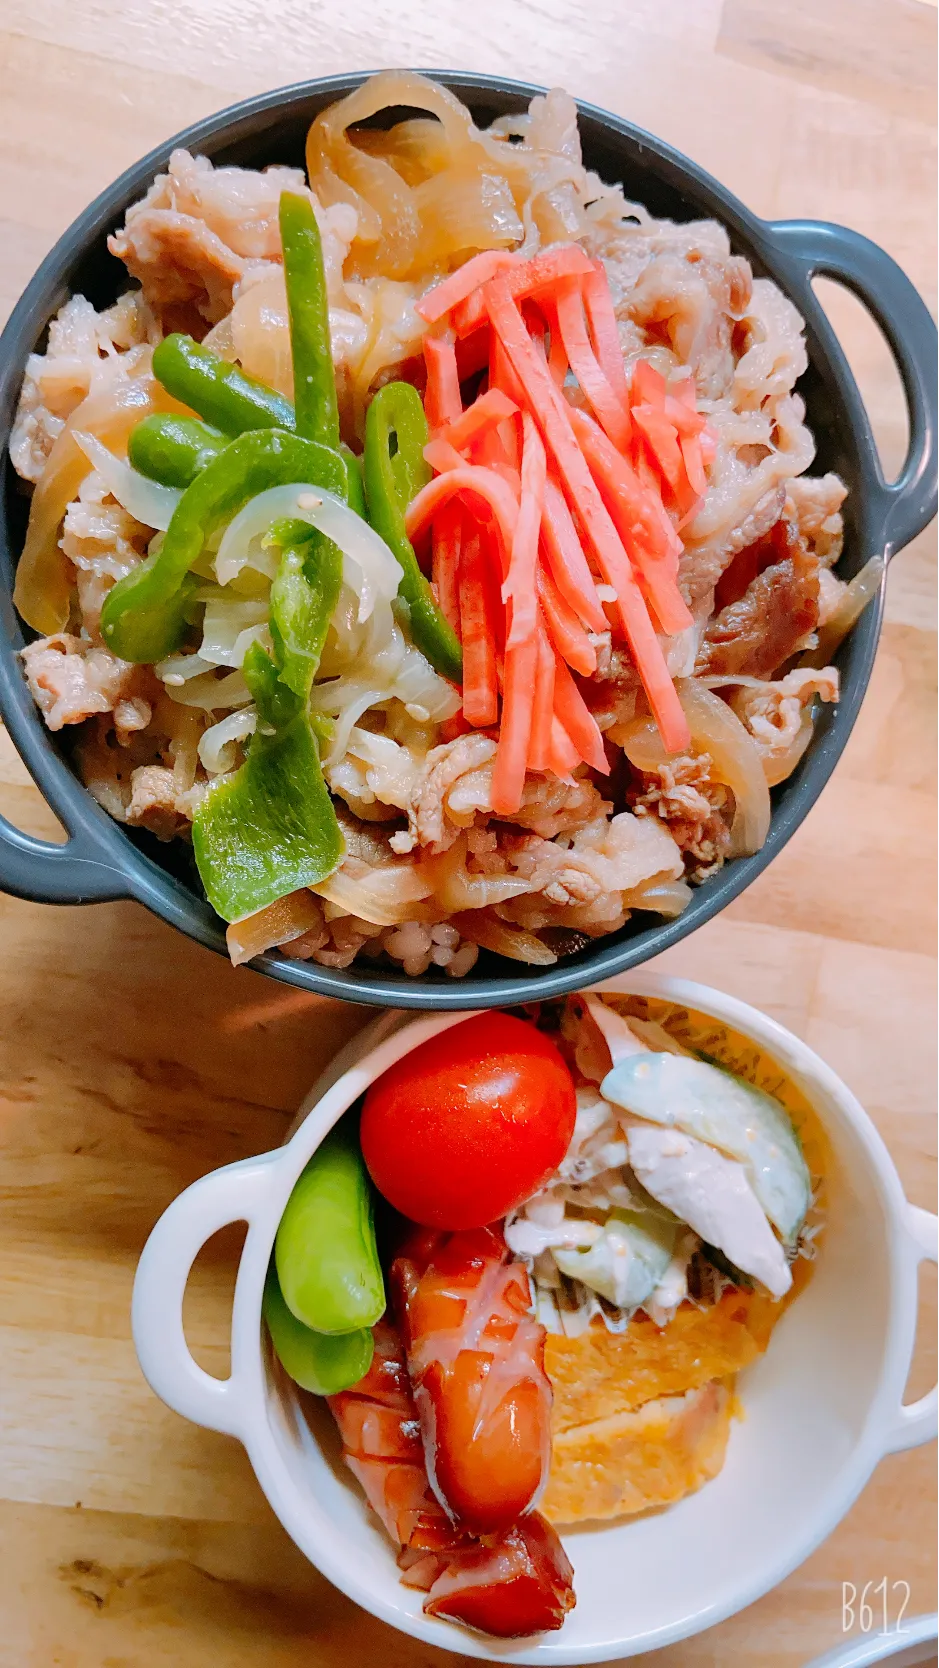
[407,245,717,814]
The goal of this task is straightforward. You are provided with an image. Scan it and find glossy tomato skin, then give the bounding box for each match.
[360,1013,576,1231]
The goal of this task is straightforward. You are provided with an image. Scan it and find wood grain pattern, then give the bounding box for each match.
[718,0,938,123]
[0,1,935,1662]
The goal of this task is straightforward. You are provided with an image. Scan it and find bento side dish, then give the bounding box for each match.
[264,994,824,1640]
[9,71,880,977]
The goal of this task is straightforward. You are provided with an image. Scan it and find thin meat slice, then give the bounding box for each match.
[696,539,820,678]
[713,516,793,610]
[391,1225,553,1535]
[424,1512,576,1636]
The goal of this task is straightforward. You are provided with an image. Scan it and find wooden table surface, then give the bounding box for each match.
[0,2,936,1663]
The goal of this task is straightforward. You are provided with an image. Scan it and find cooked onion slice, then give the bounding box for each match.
[214,483,401,620]
[72,430,182,530]
[449,911,558,965]
[226,890,325,966]
[13,368,165,634]
[803,556,884,667]
[422,835,531,913]
[614,679,771,857]
[305,70,528,279]
[312,860,437,926]
[198,707,257,775]
[622,879,693,917]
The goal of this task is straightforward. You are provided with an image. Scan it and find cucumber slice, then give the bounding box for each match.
[554,1207,678,1309]
[602,1052,810,1245]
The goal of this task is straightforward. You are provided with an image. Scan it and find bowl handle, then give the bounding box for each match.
[881,1204,938,1455]
[132,1156,274,1439]
[765,219,938,558]
[0,807,131,903]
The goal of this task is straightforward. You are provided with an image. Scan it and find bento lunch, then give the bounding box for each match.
[10,70,879,978]
[263,993,823,1640]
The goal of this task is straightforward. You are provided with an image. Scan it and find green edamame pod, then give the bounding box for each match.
[128,414,228,488]
[153,333,296,435]
[275,1123,385,1335]
[263,1265,372,1394]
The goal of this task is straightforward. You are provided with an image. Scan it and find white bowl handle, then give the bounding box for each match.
[882,1204,938,1454]
[132,1155,274,1439]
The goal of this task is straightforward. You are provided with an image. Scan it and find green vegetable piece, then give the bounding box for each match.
[194,518,344,923]
[153,333,296,435]
[275,1123,385,1336]
[279,191,341,452]
[703,1244,753,1290]
[363,381,463,684]
[602,1052,811,1246]
[268,518,343,701]
[263,1263,372,1395]
[127,413,228,488]
[100,429,346,663]
[554,1207,678,1311]
[192,699,342,921]
[242,639,302,729]
[341,443,367,520]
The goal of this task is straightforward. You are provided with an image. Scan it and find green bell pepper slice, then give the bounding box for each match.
[192,700,343,921]
[341,444,367,519]
[127,413,228,488]
[363,381,463,684]
[152,333,296,435]
[191,523,345,924]
[268,519,343,701]
[100,429,346,663]
[279,191,341,453]
[241,639,302,728]
[128,417,364,519]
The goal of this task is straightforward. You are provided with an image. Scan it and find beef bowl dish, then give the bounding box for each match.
[0,70,934,1006]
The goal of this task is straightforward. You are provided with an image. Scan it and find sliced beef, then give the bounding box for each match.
[695,537,820,679]
[713,516,794,611]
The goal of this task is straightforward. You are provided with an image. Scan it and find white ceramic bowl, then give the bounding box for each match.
[132,974,938,1663]
[806,1612,937,1668]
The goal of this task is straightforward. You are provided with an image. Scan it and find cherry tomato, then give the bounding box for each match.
[360,1013,576,1230]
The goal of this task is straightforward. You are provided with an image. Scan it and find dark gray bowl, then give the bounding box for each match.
[0,71,935,1009]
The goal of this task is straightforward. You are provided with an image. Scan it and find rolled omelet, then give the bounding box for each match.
[542,1378,733,1524]
[541,1288,778,1524]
